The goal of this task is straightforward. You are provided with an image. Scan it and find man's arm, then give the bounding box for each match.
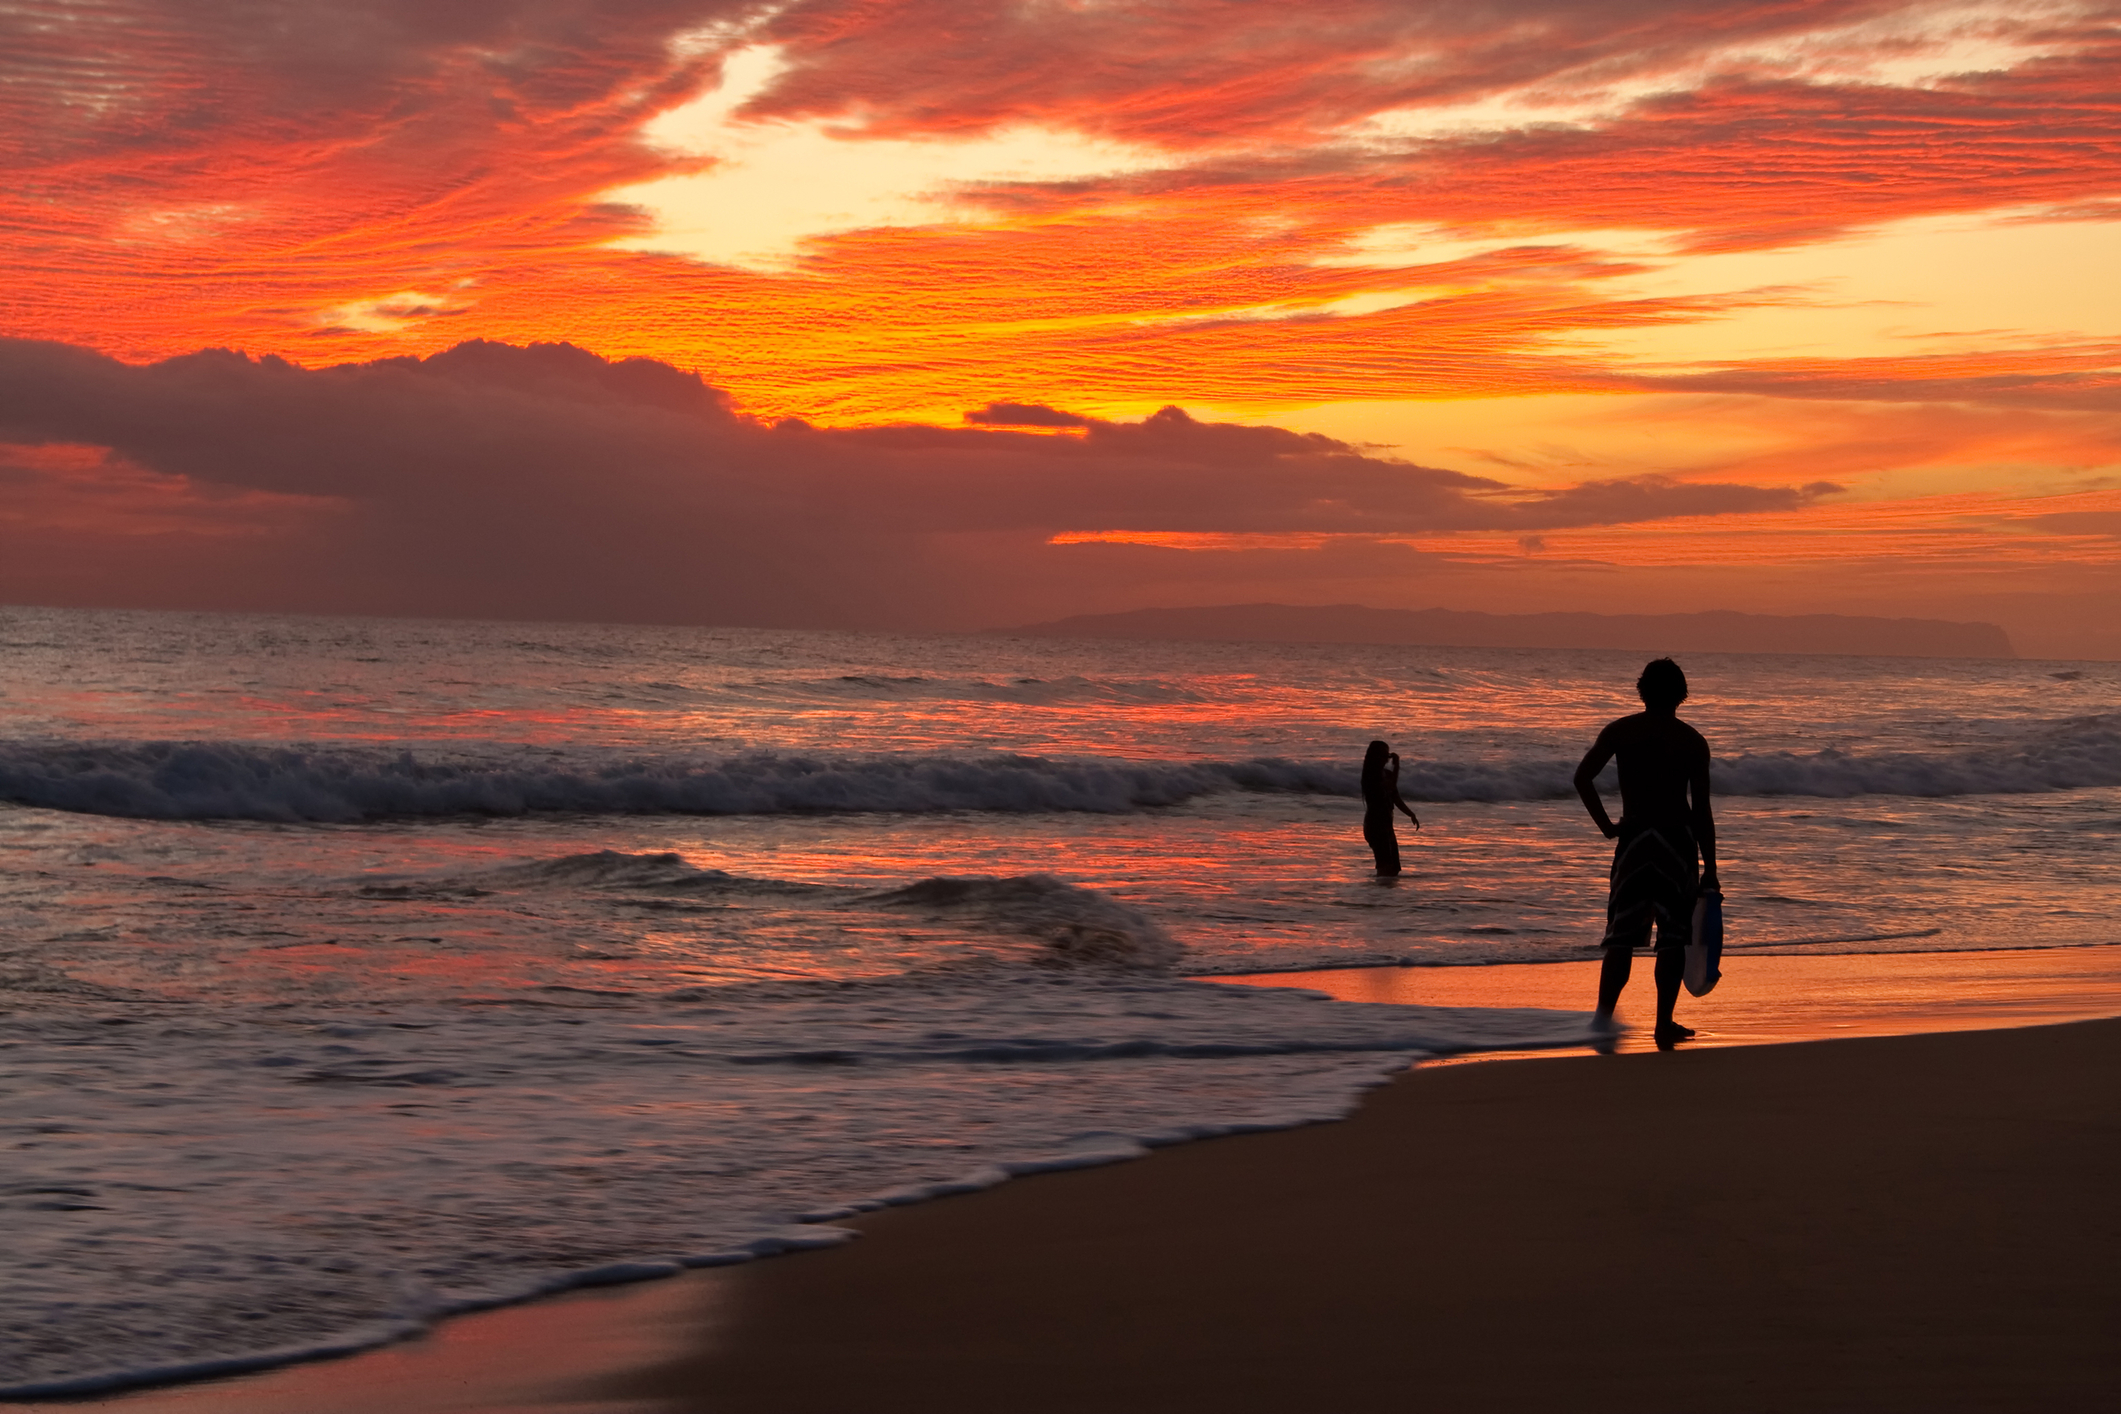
[1690,738,1718,887]
[1573,728,1619,839]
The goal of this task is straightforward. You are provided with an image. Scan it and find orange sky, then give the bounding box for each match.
[2,1,2117,654]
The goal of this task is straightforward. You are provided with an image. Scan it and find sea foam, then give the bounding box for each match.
[0,965,1592,1395]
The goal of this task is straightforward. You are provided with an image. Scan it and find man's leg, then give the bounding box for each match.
[1651,896,1695,1041]
[1595,943,1635,1023]
[1653,946,1685,1032]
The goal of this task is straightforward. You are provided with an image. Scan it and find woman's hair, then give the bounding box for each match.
[1361,739,1391,793]
[1637,658,1689,710]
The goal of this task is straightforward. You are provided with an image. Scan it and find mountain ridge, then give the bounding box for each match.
[996,604,2016,659]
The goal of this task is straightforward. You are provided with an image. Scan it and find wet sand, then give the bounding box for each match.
[19,948,2121,1413]
[1215,942,2121,1057]
[2,1281,697,1414]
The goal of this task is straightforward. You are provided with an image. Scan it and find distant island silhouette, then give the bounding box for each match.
[998,604,2016,659]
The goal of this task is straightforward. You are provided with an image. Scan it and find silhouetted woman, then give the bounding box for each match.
[1360,739,1420,876]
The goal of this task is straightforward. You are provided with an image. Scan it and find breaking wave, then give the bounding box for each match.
[369,852,1182,972]
[859,873,1183,970]
[478,849,750,891]
[0,743,1343,822]
[3,716,2117,823]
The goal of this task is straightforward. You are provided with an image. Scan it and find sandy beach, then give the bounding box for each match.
[23,950,2117,1414]
[617,1016,2119,1414]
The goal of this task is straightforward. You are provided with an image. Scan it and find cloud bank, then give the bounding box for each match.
[0,337,1844,628]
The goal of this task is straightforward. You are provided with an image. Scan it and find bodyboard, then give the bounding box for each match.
[1684,889,1724,996]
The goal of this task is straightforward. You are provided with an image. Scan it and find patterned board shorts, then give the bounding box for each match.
[1602,822,1698,952]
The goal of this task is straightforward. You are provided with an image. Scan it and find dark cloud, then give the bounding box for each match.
[964,402,1093,428]
[1622,361,2121,412]
[0,337,1867,628]
[0,2,743,158]
[2027,510,2121,536]
[1507,474,1841,527]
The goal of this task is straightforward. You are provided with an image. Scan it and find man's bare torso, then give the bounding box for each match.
[1597,711,1709,827]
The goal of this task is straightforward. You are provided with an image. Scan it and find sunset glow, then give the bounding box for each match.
[2,0,2117,653]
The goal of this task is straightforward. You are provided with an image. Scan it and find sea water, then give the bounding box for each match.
[2,607,2116,1392]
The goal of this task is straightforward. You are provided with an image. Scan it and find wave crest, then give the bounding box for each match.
[0,742,1341,822]
[861,874,1182,970]
[479,850,740,891]
[3,718,2117,823]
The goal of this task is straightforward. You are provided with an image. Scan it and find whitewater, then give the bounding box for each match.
[2,606,2116,1394]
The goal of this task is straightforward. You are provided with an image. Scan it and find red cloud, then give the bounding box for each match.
[1,1,2114,424]
[0,3,745,358]
[1373,56,2121,251]
[739,2,2121,253]
[748,0,1915,143]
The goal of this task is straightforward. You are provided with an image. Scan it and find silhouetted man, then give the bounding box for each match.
[1573,657,1718,1044]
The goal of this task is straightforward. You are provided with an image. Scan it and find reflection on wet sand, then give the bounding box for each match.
[1211,944,2121,1057]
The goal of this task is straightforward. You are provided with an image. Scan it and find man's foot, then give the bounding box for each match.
[1590,1012,1620,1033]
[1653,1021,1696,1043]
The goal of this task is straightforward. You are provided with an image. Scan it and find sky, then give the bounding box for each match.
[1,1,2117,656]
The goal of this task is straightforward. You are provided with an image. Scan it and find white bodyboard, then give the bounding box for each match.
[1684,889,1724,997]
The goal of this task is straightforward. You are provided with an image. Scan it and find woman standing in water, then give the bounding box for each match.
[1360,740,1420,876]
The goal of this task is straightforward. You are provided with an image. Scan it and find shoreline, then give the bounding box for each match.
[12,946,2120,1412]
[1211,942,2121,1057]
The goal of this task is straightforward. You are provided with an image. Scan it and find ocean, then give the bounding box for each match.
[2,606,2116,1393]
